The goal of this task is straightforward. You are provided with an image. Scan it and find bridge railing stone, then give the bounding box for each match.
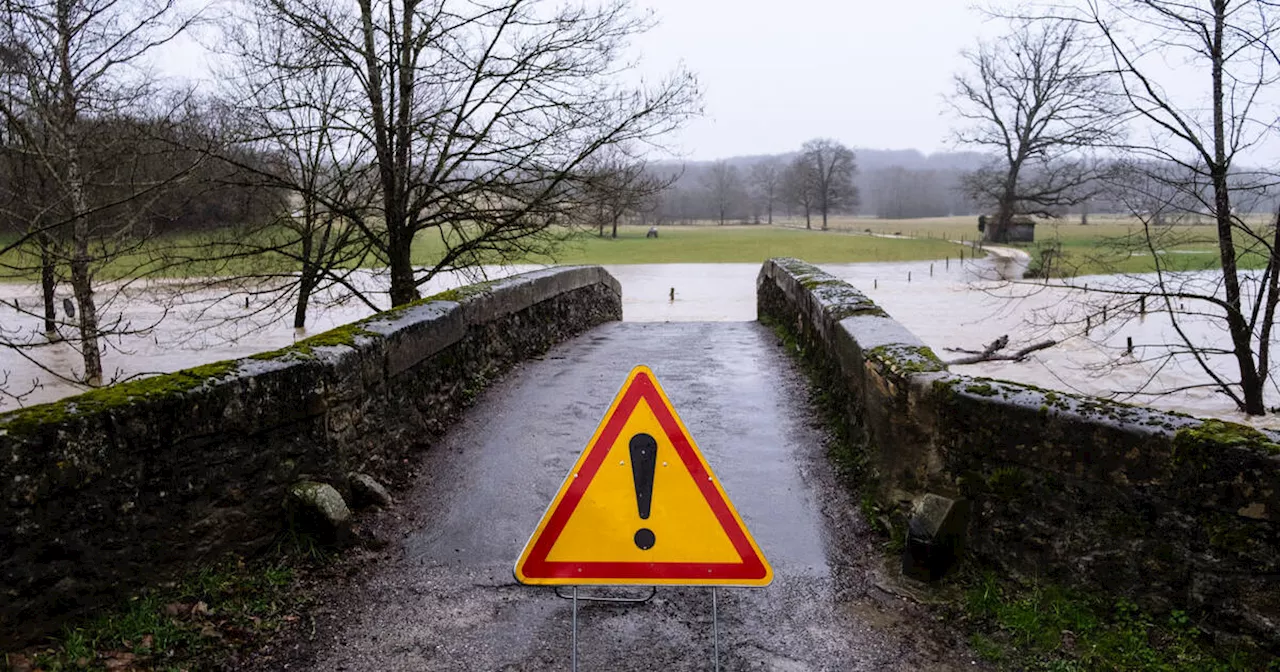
[0,265,621,648]
[757,256,1280,652]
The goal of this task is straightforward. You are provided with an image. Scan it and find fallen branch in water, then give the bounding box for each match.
[946,335,1057,365]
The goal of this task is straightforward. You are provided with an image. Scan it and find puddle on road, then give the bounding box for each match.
[0,258,1273,429]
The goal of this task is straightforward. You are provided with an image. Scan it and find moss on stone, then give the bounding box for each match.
[782,259,889,320]
[1174,419,1280,458]
[249,324,377,362]
[867,344,946,376]
[964,381,999,397]
[0,361,239,436]
[419,279,498,305]
[987,466,1029,500]
[1199,511,1260,559]
[370,278,500,324]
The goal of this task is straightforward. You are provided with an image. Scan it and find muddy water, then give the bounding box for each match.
[0,258,1273,429]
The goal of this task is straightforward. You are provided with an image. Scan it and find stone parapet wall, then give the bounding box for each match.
[757,257,1280,650]
[0,266,621,647]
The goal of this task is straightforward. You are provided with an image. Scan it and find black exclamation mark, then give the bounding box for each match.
[629,433,658,550]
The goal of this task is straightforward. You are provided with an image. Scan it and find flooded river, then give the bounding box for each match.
[0,256,1274,429]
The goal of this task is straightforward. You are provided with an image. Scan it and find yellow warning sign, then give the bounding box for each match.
[515,365,772,586]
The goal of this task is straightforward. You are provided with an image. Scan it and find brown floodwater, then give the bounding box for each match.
[0,257,1273,429]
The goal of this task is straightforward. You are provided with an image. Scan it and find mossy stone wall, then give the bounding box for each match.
[0,266,621,648]
[757,257,1280,652]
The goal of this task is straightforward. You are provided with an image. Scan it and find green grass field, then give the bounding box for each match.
[779,214,1251,277]
[0,225,968,282]
[1,215,1263,282]
[490,225,963,265]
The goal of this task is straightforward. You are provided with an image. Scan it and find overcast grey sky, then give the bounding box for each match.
[630,0,998,160]
[156,0,1278,164]
[157,0,997,161]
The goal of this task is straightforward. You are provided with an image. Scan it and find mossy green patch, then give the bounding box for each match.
[866,344,946,376]
[415,278,499,306]
[776,258,889,319]
[987,466,1029,500]
[0,361,239,436]
[1172,419,1280,465]
[964,381,999,397]
[249,324,377,362]
[1201,511,1258,558]
[1174,419,1280,457]
[251,276,505,363]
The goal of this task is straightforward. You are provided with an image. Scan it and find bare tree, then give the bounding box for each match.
[0,0,196,386]
[783,155,817,229]
[701,160,742,225]
[1030,0,1280,415]
[198,14,383,330]
[573,151,673,238]
[798,139,858,230]
[246,0,700,308]
[749,158,781,225]
[950,17,1118,242]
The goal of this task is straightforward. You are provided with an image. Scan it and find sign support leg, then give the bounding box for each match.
[712,587,720,672]
[572,586,579,672]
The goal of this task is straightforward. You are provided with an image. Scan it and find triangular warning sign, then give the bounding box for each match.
[515,365,772,586]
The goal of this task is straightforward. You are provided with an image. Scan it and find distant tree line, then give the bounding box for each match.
[644,146,986,226]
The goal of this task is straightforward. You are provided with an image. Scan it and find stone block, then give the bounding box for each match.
[902,493,969,582]
[285,481,352,546]
[348,472,392,509]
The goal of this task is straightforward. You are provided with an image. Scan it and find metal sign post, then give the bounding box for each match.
[561,585,721,672]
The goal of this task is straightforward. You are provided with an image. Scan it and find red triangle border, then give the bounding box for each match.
[518,371,768,582]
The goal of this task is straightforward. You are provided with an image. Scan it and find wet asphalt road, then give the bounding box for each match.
[295,322,981,671]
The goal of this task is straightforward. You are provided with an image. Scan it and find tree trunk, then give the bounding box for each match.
[56,1,101,385]
[611,214,619,239]
[294,231,315,329]
[994,187,1015,244]
[804,206,811,230]
[387,229,418,307]
[766,201,773,225]
[39,235,57,336]
[821,208,829,231]
[67,184,101,385]
[1208,1,1262,414]
[294,274,313,329]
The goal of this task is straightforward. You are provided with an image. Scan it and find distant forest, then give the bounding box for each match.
[647,149,1280,224]
[649,149,989,223]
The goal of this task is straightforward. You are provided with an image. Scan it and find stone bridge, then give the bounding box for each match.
[1,261,1278,668]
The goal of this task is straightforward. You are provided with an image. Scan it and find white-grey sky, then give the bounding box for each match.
[157,0,1000,161]
[153,0,1280,165]
[629,0,999,160]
